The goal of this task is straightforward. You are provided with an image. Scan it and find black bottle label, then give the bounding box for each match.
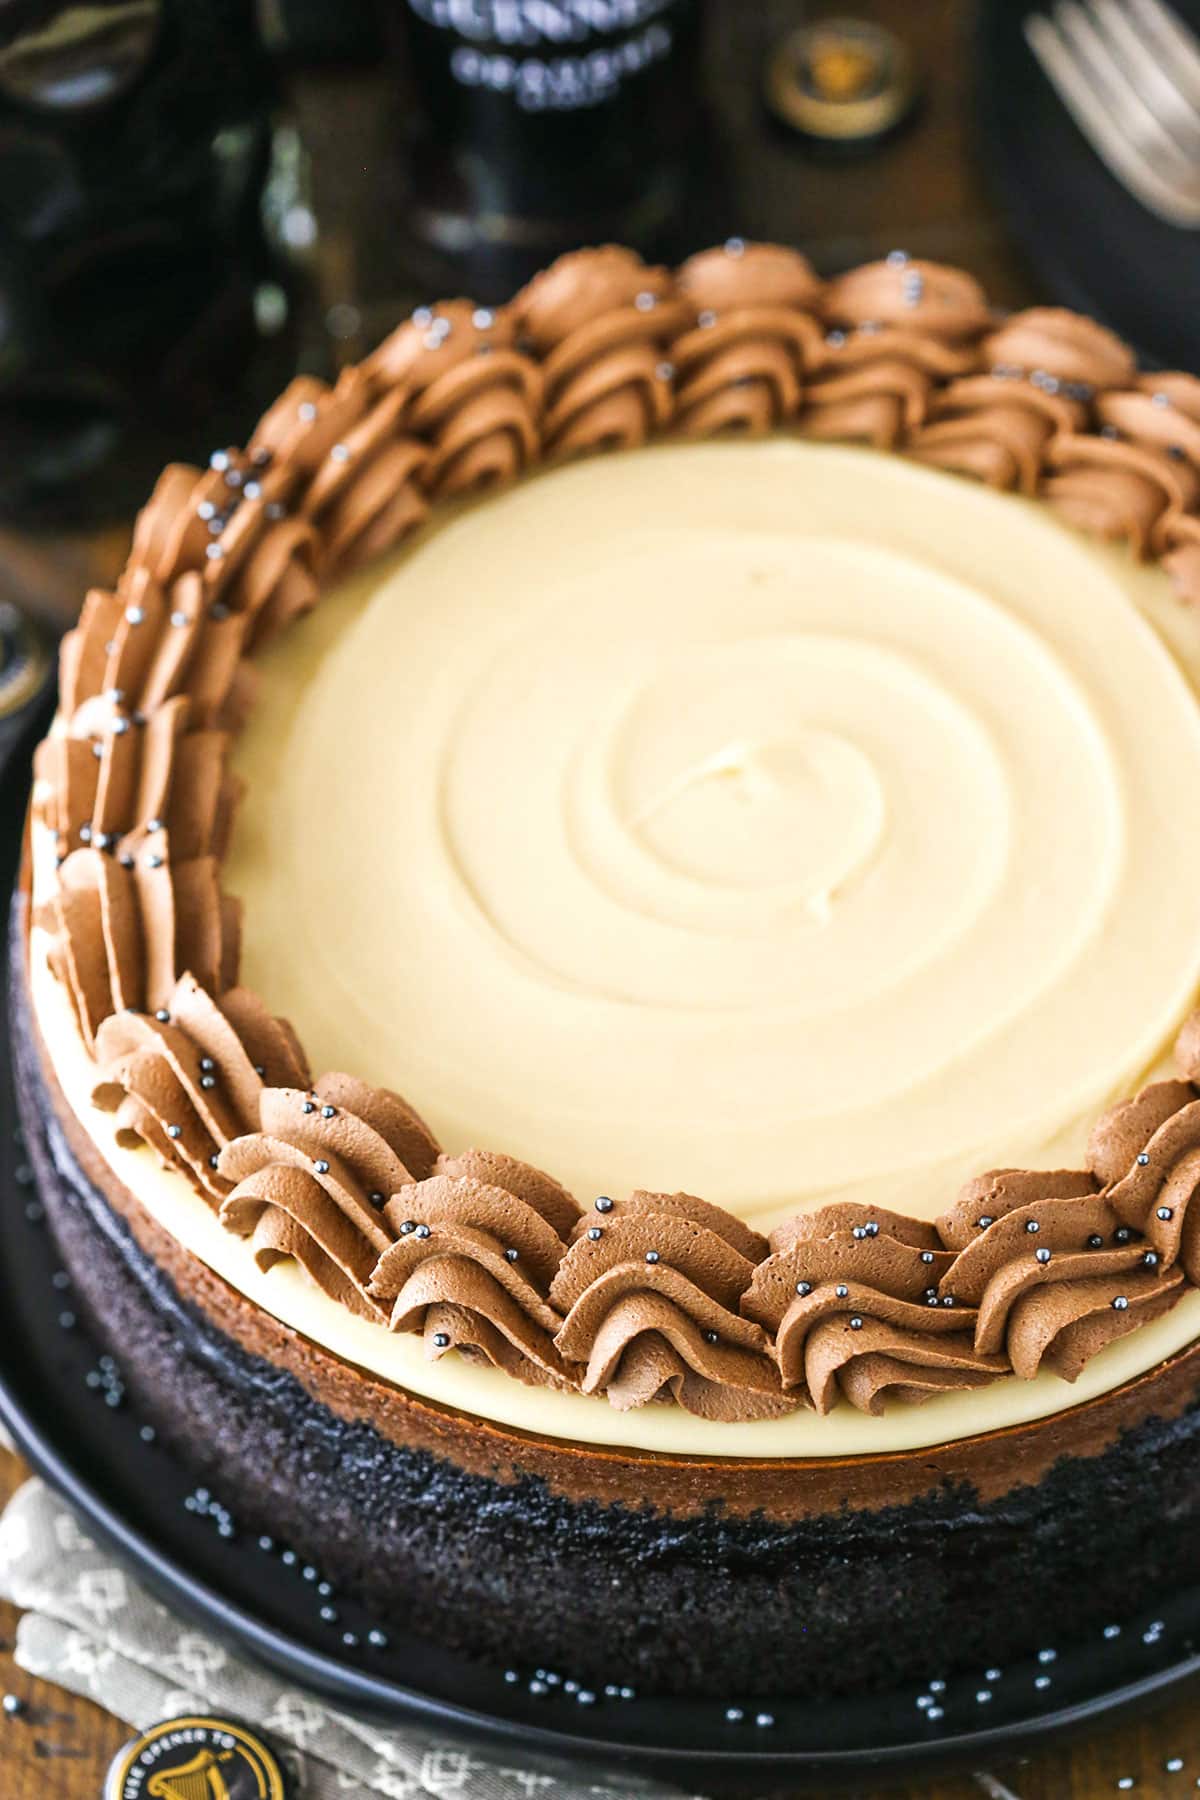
[406,0,678,112]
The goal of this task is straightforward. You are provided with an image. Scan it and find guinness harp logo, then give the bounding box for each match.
[105,1716,291,1800]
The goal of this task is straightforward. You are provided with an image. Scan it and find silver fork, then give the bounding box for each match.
[1024,0,1200,226]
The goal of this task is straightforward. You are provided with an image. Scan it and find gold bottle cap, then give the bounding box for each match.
[765,17,917,145]
[104,1714,292,1800]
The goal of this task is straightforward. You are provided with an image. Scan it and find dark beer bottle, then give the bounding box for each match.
[0,0,288,520]
[392,0,708,297]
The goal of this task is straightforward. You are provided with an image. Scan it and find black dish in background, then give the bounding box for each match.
[2,758,1200,1792]
[978,0,1200,371]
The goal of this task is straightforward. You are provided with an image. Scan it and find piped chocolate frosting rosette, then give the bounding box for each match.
[799,257,991,449]
[936,1170,1180,1381]
[36,835,239,1047]
[368,1152,579,1387]
[364,299,542,499]
[669,240,824,436]
[55,567,251,736]
[33,675,243,1040]
[511,247,688,457]
[1135,377,1200,607]
[548,1192,791,1420]
[743,1206,1004,1415]
[37,695,239,879]
[1092,1035,1200,1283]
[248,372,431,580]
[127,450,320,655]
[217,1078,437,1318]
[90,976,307,1203]
[905,306,1122,492]
[1042,371,1200,564]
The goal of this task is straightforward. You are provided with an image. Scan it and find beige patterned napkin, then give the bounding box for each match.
[0,1477,697,1800]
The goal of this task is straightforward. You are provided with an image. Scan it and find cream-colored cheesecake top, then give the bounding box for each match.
[226,439,1200,1232]
[30,431,1200,1455]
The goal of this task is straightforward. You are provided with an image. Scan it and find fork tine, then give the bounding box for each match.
[1088,0,1200,152]
[1025,10,1200,225]
[1055,0,1198,175]
[1130,0,1200,107]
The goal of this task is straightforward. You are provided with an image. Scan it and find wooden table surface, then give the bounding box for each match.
[5,2,1200,1795]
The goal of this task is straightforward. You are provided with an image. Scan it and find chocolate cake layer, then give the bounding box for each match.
[15,903,1200,1699]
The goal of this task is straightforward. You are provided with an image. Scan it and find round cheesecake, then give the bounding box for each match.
[18,243,1200,1698]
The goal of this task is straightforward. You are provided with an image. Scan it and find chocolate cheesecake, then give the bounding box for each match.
[16,242,1200,1698]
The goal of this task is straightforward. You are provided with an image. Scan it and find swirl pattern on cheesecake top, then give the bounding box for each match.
[28,239,1200,1418]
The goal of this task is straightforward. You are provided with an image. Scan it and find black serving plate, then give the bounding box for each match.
[978,0,1200,372]
[4,737,1200,1795]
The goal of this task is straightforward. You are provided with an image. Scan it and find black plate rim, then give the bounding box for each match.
[5,1281,1200,1785]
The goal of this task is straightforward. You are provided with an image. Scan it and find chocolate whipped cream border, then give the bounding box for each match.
[28,240,1200,1423]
